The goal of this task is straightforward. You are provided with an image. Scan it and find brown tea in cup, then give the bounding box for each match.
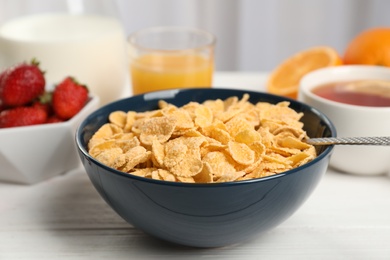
[312,79,390,107]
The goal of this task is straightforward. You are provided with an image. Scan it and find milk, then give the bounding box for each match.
[0,13,129,105]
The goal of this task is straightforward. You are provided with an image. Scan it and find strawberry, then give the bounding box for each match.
[46,116,64,124]
[0,70,6,107]
[52,77,88,120]
[33,100,51,116]
[0,69,6,85]
[0,104,6,113]
[0,106,48,128]
[33,91,53,116]
[0,59,45,107]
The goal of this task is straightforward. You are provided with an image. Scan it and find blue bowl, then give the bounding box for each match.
[75,88,335,248]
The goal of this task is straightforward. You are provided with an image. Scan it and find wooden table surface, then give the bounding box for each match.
[1,72,390,259]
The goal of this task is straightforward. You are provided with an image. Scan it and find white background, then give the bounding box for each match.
[1,0,390,71]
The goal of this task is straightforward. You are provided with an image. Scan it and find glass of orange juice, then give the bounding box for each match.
[128,27,216,95]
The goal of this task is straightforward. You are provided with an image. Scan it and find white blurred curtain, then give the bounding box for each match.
[1,0,390,71]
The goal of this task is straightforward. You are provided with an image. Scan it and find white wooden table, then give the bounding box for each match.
[1,72,390,259]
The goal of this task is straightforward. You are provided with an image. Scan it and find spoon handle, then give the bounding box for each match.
[306,136,390,146]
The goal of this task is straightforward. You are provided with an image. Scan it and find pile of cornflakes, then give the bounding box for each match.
[88,94,316,183]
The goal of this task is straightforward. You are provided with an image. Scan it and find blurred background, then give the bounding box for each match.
[1,0,390,72]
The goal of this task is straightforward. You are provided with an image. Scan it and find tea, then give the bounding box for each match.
[312,80,390,107]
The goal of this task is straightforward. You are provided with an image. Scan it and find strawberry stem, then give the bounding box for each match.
[38,91,53,104]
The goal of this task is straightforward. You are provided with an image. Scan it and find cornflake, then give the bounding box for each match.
[88,94,317,183]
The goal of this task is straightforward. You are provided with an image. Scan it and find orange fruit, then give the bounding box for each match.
[344,27,390,66]
[267,46,342,99]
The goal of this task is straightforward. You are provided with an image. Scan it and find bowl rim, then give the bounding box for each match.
[76,88,335,187]
[300,65,390,111]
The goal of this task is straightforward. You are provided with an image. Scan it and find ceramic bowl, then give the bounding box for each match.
[299,65,390,175]
[76,88,335,248]
[0,95,99,184]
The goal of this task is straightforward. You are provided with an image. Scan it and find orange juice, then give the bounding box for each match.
[130,53,213,95]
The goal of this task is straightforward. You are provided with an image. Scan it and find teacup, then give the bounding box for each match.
[299,65,390,175]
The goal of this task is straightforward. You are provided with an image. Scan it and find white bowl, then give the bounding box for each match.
[299,65,390,176]
[0,95,99,184]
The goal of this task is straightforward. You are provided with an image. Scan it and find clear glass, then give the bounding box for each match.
[0,0,128,105]
[128,26,216,95]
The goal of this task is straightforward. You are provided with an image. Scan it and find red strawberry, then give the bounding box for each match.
[33,91,53,116]
[0,106,48,128]
[0,59,45,107]
[52,77,88,120]
[0,69,6,85]
[46,116,64,124]
[0,70,7,107]
[33,100,51,116]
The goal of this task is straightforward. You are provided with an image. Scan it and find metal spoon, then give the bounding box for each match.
[305,136,390,146]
